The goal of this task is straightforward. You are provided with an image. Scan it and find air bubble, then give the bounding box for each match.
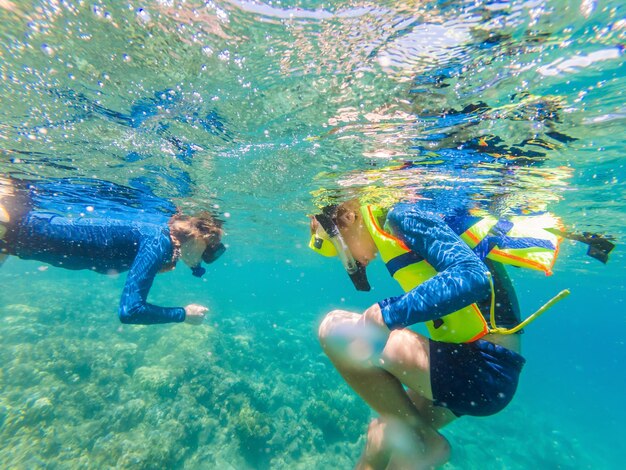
[136,8,151,24]
[41,44,54,56]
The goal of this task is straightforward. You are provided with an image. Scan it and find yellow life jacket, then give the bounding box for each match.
[360,205,489,343]
[459,210,563,276]
[360,205,566,343]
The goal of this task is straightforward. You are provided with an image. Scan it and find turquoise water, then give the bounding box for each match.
[1,1,624,468]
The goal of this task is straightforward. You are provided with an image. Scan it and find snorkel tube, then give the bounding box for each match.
[314,207,371,292]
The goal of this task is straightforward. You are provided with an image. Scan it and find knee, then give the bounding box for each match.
[317,309,349,347]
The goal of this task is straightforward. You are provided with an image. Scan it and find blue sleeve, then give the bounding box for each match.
[378,204,490,330]
[118,230,186,324]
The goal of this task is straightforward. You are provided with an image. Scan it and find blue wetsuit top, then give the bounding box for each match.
[377,204,492,330]
[1,179,185,325]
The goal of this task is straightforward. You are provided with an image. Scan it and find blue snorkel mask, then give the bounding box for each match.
[191,242,226,278]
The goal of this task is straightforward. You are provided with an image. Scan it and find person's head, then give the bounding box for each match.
[309,199,377,291]
[169,211,225,277]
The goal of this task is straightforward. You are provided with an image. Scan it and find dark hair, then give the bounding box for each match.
[310,201,358,235]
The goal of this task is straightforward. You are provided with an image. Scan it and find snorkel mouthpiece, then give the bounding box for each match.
[350,262,371,292]
[191,265,206,278]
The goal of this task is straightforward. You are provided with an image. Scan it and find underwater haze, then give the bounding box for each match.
[1,0,624,469]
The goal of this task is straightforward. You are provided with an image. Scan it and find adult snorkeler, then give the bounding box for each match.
[0,176,225,325]
[310,199,572,469]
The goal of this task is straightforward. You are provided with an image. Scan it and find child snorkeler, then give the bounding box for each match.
[0,176,225,325]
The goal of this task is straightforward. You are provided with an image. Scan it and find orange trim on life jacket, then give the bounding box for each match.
[467,303,489,342]
[489,248,554,275]
[462,229,481,245]
[467,329,489,343]
[366,206,410,251]
[550,243,561,273]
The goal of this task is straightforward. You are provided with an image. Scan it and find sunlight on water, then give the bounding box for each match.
[0,1,622,244]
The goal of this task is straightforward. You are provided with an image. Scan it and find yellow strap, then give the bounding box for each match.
[486,272,570,335]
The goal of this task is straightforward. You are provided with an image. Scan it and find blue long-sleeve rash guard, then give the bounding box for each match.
[377,204,491,330]
[9,211,185,324]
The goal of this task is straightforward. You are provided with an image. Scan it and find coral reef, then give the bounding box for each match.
[0,267,610,469]
[0,271,367,469]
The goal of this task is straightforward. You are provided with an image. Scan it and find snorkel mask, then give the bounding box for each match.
[309,206,371,291]
[191,242,226,278]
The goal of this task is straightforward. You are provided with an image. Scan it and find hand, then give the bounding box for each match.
[348,304,391,366]
[356,303,390,360]
[184,304,208,325]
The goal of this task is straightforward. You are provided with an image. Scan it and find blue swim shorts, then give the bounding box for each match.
[429,338,526,417]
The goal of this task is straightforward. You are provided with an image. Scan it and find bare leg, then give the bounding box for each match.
[357,396,457,470]
[355,418,392,470]
[384,401,456,470]
[319,310,451,470]
[406,390,457,432]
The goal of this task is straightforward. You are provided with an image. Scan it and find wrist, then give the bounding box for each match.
[377,302,398,331]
